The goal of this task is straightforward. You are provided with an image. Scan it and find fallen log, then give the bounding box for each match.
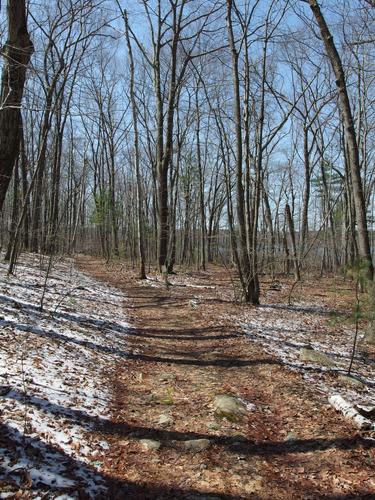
[328,395,374,430]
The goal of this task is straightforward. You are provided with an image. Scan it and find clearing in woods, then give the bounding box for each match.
[77,257,375,499]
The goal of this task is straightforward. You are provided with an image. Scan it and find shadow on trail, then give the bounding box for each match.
[4,389,375,459]
[259,302,336,317]
[125,326,241,341]
[0,423,243,499]
[3,289,373,387]
[4,315,374,388]
[124,354,279,368]
[0,315,275,366]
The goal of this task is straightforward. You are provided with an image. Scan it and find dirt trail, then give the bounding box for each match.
[78,257,375,500]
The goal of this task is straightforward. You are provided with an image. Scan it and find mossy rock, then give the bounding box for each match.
[158,372,176,382]
[213,394,247,422]
[338,374,365,387]
[157,413,173,427]
[183,439,211,452]
[140,439,161,451]
[299,347,335,367]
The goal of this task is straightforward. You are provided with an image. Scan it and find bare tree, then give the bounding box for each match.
[123,8,147,279]
[226,0,260,303]
[305,0,374,279]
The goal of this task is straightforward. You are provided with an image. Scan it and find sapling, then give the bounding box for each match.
[365,282,375,345]
[39,252,54,311]
[346,258,370,375]
[348,279,360,376]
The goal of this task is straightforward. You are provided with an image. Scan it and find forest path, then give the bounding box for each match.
[78,257,375,499]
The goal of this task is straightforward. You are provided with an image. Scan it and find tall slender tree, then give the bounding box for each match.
[305,0,374,279]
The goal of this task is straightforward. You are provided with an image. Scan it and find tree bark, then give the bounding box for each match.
[285,203,301,281]
[226,0,259,304]
[124,11,146,278]
[0,0,33,211]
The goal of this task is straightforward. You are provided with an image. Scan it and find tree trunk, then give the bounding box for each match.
[300,125,311,259]
[226,0,259,304]
[124,11,146,278]
[0,0,33,211]
[4,157,20,260]
[285,203,301,281]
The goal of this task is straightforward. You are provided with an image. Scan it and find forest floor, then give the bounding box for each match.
[1,254,375,499]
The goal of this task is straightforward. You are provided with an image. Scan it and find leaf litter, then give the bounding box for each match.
[76,260,375,499]
[1,256,374,498]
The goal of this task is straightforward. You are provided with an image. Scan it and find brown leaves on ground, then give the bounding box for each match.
[77,257,375,499]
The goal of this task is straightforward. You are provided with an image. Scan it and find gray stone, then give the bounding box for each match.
[213,394,247,422]
[158,372,176,382]
[157,413,173,427]
[285,432,297,442]
[299,347,335,367]
[140,439,161,451]
[183,439,211,452]
[207,422,220,431]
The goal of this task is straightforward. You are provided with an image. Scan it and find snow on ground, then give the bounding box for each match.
[0,253,130,498]
[239,289,375,412]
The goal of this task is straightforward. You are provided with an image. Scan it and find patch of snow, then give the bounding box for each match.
[138,272,216,291]
[239,300,375,409]
[0,253,131,497]
[238,397,256,411]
